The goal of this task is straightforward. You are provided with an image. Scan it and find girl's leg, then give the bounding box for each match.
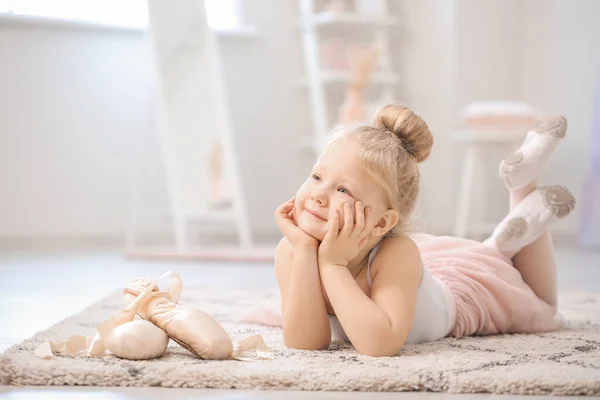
[509,182,558,307]
[483,116,575,308]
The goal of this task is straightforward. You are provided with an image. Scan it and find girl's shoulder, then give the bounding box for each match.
[275,237,294,261]
[369,235,422,283]
[376,234,420,257]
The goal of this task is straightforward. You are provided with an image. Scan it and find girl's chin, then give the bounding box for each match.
[297,223,325,242]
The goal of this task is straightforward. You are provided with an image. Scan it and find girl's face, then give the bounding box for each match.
[293,138,388,241]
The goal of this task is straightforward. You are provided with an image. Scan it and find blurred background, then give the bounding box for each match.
[0,0,599,260]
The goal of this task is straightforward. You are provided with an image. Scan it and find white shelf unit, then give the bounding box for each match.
[298,0,400,154]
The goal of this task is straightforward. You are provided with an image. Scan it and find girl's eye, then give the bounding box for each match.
[338,187,352,196]
[312,174,321,182]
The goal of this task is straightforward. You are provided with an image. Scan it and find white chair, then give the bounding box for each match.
[453,101,542,239]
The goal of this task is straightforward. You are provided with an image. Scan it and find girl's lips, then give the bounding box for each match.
[306,208,326,221]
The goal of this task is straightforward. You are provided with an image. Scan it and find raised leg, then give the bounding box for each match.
[509,183,559,307]
[484,116,574,308]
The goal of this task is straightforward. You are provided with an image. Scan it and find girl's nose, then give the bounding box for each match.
[311,188,327,206]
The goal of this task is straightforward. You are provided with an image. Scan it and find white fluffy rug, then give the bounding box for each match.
[1,288,599,395]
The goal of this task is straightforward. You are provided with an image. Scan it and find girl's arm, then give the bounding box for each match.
[319,236,421,356]
[275,237,332,350]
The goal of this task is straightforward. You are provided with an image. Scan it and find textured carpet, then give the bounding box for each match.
[1,288,600,395]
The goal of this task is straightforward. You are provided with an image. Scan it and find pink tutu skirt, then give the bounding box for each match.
[412,233,561,338]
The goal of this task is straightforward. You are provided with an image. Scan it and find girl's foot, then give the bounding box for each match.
[485,185,575,258]
[499,116,567,191]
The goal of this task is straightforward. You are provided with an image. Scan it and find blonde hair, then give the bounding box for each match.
[325,104,434,236]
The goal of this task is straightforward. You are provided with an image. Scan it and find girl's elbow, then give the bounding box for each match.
[283,332,330,351]
[354,333,405,357]
[284,337,330,351]
[355,342,403,357]
[359,346,402,357]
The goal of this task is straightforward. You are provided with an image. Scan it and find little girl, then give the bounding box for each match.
[274,104,575,357]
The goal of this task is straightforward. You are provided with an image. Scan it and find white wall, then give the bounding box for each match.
[522,0,600,236]
[1,0,597,245]
[454,0,525,107]
[411,0,599,237]
[0,26,162,238]
[452,0,528,228]
[0,1,313,243]
[395,0,529,234]
[220,1,313,235]
[393,0,459,233]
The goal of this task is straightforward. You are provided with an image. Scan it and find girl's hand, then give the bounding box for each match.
[318,201,372,267]
[275,197,319,250]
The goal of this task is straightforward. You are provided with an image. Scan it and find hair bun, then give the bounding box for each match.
[374,104,434,163]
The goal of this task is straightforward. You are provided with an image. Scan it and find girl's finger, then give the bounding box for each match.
[325,209,340,240]
[277,196,296,211]
[342,203,353,236]
[275,201,296,224]
[275,211,291,226]
[275,202,293,216]
[353,201,365,236]
[358,237,368,250]
[359,206,372,238]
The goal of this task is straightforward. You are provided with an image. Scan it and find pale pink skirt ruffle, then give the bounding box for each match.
[412,233,562,338]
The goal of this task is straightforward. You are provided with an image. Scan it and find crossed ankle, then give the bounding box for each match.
[487,185,575,258]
